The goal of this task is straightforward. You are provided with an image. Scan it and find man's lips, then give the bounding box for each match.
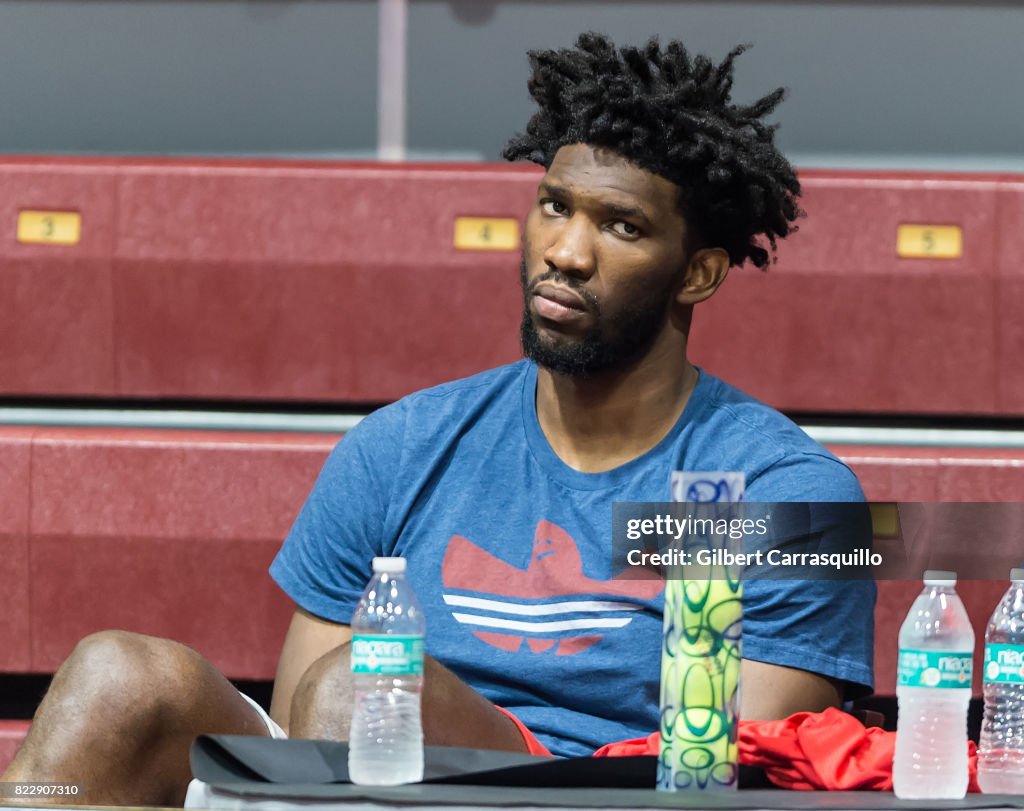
[532,283,589,323]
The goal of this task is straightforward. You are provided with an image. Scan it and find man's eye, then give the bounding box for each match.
[541,200,568,215]
[610,221,640,237]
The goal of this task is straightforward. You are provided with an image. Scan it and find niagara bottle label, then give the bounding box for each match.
[897,649,972,688]
[984,644,1024,684]
[351,635,424,676]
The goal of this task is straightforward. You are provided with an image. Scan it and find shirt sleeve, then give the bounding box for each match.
[742,451,876,697]
[269,402,407,623]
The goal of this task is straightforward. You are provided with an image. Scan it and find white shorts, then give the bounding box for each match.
[183,691,286,809]
[239,691,287,739]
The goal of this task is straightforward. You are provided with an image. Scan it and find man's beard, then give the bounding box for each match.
[519,257,673,377]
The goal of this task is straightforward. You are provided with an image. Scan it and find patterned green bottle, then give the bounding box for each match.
[659,474,743,791]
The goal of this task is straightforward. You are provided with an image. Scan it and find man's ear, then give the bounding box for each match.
[675,248,731,305]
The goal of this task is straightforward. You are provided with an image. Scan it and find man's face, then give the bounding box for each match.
[520,143,690,376]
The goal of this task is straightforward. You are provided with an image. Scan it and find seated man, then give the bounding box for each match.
[2,32,873,806]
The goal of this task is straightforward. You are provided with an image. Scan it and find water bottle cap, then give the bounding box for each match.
[372,556,407,574]
[1011,567,1024,583]
[923,570,957,586]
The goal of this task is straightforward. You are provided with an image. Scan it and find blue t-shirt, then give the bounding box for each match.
[270,360,875,757]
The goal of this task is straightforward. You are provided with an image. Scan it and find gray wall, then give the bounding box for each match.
[1,1,1022,168]
[0,1,379,154]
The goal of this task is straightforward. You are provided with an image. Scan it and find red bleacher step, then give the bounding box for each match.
[2,158,1021,415]
[0,720,30,772]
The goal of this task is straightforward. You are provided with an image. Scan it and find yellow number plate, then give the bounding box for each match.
[897,224,962,259]
[17,211,82,245]
[869,503,900,538]
[454,217,519,251]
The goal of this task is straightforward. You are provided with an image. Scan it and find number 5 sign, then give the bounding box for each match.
[897,224,962,259]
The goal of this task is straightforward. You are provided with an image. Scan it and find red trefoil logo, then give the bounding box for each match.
[441,520,663,656]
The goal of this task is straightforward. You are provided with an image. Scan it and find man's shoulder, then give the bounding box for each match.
[355,360,528,434]
[695,372,863,501]
[698,371,825,454]
[403,360,529,404]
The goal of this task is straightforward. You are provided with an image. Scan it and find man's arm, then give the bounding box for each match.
[740,660,842,720]
[270,607,352,734]
[740,459,875,710]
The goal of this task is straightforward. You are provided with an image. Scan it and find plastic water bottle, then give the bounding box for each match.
[893,571,974,799]
[978,568,1024,794]
[348,557,425,786]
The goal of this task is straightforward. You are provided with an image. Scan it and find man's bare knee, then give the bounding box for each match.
[289,649,525,753]
[46,631,180,731]
[4,630,268,806]
[289,643,353,740]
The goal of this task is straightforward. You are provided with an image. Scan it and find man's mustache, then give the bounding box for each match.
[524,266,599,309]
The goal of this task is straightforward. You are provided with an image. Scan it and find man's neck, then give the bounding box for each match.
[534,343,698,474]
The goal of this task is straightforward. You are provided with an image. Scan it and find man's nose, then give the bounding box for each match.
[542,216,596,279]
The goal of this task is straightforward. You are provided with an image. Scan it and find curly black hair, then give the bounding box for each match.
[502,32,802,269]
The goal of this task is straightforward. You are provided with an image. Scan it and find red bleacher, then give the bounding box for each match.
[0,427,1021,768]
[996,178,1024,413]
[0,722,30,773]
[2,158,1023,414]
[838,444,1024,698]
[837,444,1024,502]
[0,158,532,403]
[2,160,1022,769]
[0,427,1017,686]
[692,172,1006,415]
[2,427,334,678]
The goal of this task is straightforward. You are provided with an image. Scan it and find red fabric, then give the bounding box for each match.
[592,733,661,758]
[591,707,981,793]
[496,706,553,757]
